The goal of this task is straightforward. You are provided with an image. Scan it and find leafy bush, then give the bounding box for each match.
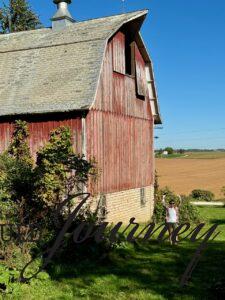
[0,121,35,225]
[0,263,49,295]
[0,121,99,227]
[34,126,98,208]
[31,126,100,247]
[178,195,201,223]
[0,264,20,293]
[53,210,119,265]
[152,201,166,224]
[2,242,32,270]
[0,121,38,272]
[178,149,185,154]
[0,120,104,293]
[191,189,215,202]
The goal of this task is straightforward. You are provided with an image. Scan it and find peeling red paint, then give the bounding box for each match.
[0,114,82,155]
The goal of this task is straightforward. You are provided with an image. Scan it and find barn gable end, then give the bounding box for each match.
[92,32,153,119]
[86,17,158,222]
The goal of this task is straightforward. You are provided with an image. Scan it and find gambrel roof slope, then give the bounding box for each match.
[0,10,161,123]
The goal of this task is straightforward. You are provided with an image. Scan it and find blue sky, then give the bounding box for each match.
[3,0,225,149]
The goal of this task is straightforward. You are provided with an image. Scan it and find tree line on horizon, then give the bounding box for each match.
[155,148,225,154]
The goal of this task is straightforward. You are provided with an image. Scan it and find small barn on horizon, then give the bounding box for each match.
[0,0,161,223]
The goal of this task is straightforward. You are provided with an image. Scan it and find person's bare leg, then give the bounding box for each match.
[174,223,178,243]
[167,224,173,244]
[172,224,178,244]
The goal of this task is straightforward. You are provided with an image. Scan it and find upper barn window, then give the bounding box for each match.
[112,31,135,76]
[112,31,146,99]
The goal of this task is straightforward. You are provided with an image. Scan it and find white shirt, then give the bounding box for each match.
[167,208,177,223]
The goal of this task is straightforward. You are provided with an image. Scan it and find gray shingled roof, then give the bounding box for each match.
[0,10,149,117]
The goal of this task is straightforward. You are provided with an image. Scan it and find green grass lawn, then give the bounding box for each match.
[4,207,225,300]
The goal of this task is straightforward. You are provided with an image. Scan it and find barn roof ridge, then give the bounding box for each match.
[0,10,148,54]
[75,9,148,24]
[0,9,148,39]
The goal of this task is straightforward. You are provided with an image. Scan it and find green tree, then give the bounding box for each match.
[178,149,185,154]
[0,121,104,279]
[34,126,98,209]
[0,0,41,33]
[158,149,163,155]
[2,120,34,224]
[164,147,174,155]
[0,122,98,225]
[8,120,33,166]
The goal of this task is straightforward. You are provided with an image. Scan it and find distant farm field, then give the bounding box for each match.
[156,152,225,198]
[182,151,225,159]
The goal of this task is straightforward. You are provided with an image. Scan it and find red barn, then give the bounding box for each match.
[0,1,161,223]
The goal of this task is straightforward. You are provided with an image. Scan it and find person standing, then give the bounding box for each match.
[162,194,181,244]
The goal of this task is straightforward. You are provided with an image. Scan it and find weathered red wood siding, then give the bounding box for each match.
[87,111,154,193]
[87,31,154,194]
[0,114,82,156]
[112,31,125,74]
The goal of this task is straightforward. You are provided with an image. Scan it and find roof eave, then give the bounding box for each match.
[107,9,148,41]
[136,33,162,125]
[154,115,162,125]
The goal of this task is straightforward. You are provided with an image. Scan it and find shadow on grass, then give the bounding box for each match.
[209,219,225,225]
[46,239,225,300]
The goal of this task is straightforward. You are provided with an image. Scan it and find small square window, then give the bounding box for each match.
[140,188,146,207]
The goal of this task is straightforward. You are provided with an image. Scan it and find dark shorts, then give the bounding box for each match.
[166,222,177,231]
